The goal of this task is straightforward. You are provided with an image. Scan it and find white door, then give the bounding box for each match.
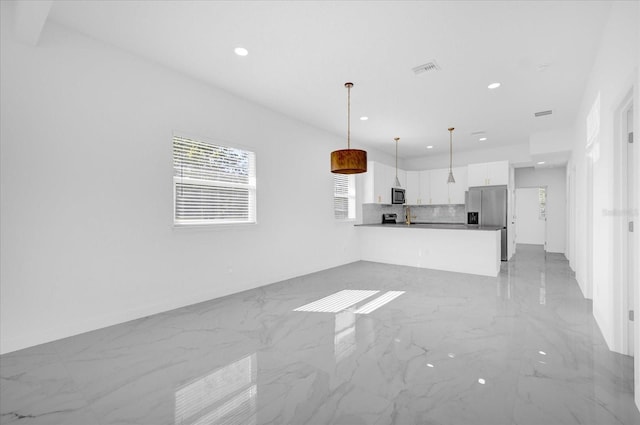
[515,187,546,246]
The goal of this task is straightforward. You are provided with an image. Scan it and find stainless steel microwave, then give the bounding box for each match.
[391,187,405,204]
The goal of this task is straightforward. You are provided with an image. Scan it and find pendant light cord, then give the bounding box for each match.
[449,128,454,171]
[449,131,452,171]
[395,137,399,179]
[346,83,352,150]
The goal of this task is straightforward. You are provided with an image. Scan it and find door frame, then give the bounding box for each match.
[614,91,635,357]
[514,186,548,250]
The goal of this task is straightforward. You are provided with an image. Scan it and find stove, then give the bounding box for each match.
[382,213,398,224]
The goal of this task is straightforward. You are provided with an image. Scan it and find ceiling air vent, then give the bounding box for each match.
[412,60,441,75]
[534,110,553,117]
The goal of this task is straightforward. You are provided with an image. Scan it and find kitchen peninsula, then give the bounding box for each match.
[357,223,501,276]
[358,159,512,277]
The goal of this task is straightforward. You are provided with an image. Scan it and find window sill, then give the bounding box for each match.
[173,221,257,230]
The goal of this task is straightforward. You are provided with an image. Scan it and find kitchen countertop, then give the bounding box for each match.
[355,222,502,231]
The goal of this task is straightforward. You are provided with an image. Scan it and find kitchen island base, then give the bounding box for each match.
[358,225,501,277]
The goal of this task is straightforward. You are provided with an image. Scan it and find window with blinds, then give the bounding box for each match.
[333,174,356,220]
[173,136,256,225]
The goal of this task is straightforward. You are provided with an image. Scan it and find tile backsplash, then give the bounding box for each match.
[362,204,405,224]
[362,203,465,224]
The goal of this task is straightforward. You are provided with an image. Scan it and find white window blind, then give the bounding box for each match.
[173,136,256,225]
[334,174,355,220]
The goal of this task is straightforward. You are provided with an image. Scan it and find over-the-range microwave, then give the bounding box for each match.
[391,187,405,204]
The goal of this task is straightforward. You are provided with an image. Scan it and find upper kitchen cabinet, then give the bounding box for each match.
[405,171,420,205]
[362,161,406,204]
[418,170,431,204]
[447,166,468,204]
[429,168,450,204]
[467,160,509,187]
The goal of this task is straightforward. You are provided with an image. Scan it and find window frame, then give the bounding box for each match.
[333,173,356,221]
[172,134,257,227]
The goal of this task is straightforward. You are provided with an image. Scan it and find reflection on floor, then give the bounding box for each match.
[1,245,639,424]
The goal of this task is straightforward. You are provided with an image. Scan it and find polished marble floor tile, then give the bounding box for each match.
[1,245,639,424]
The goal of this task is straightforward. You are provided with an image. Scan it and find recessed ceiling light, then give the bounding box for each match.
[360,116,368,121]
[537,161,545,165]
[426,145,433,149]
[478,378,486,385]
[488,82,501,89]
[234,47,248,56]
[479,137,487,141]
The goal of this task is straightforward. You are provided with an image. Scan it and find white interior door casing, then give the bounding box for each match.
[626,105,634,357]
[515,187,546,246]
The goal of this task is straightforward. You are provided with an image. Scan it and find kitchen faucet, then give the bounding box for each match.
[405,206,416,225]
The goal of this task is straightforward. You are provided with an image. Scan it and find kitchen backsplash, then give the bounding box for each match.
[362,204,405,224]
[362,203,465,224]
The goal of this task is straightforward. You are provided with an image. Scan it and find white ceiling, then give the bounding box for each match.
[45,0,612,160]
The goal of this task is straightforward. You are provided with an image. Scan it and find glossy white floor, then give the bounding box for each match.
[1,245,638,425]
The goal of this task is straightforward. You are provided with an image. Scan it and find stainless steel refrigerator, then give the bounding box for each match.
[466,185,508,261]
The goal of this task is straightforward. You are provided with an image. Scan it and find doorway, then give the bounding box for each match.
[515,187,547,248]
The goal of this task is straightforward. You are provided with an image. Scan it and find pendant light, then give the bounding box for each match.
[447,127,456,183]
[393,137,401,187]
[331,82,367,174]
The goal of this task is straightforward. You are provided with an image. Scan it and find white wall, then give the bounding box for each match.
[529,128,573,156]
[567,0,639,362]
[402,143,531,171]
[0,15,368,354]
[515,167,566,254]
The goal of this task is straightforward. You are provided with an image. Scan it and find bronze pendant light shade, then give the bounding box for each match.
[331,149,367,174]
[331,82,367,174]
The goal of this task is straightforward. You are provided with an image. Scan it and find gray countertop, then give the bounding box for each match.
[355,223,502,231]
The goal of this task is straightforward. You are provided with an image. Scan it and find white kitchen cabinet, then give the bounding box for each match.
[364,161,502,205]
[363,161,407,204]
[447,166,468,204]
[418,171,430,204]
[405,171,420,205]
[415,171,428,204]
[429,168,450,204]
[467,160,509,187]
[373,162,392,204]
[467,163,487,187]
[486,161,509,185]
